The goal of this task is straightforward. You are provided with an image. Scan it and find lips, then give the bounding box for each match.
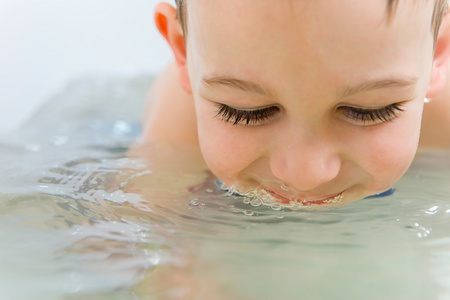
[263,189,344,208]
[219,180,345,209]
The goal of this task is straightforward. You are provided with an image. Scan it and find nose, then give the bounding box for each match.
[269,134,341,191]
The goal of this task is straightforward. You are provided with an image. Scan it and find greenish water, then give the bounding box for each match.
[0,77,449,300]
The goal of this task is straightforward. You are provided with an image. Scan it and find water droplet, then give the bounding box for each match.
[271,203,282,211]
[189,199,200,206]
[250,198,262,207]
[427,206,439,214]
[408,223,432,238]
[243,210,255,216]
[280,184,290,191]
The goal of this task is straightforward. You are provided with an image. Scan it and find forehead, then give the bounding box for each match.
[187,0,434,36]
[187,0,434,86]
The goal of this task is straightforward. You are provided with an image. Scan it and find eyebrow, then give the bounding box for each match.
[202,75,418,99]
[338,76,418,98]
[202,75,276,98]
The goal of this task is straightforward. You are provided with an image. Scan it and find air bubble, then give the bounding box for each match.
[426,206,439,215]
[243,210,255,216]
[206,188,214,193]
[271,203,282,211]
[243,198,251,204]
[280,184,290,191]
[250,198,262,207]
[189,199,200,206]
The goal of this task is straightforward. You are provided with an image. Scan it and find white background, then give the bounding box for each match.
[0,0,173,133]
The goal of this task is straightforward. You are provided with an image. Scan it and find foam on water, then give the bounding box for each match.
[0,76,450,300]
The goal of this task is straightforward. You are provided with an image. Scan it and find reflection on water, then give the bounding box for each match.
[0,77,450,300]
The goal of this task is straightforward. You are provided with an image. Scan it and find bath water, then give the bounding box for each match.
[0,76,449,300]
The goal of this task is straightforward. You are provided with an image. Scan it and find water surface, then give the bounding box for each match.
[1,76,449,300]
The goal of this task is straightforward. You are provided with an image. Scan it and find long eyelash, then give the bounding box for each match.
[215,105,280,125]
[343,103,404,123]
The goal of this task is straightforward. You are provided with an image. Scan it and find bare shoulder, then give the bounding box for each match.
[141,62,198,145]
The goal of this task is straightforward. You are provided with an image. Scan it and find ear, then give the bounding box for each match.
[154,2,192,94]
[427,13,450,98]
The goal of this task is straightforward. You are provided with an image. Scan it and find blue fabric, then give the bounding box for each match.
[363,188,395,198]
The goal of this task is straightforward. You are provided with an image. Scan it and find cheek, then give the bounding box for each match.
[195,107,264,183]
[356,113,421,190]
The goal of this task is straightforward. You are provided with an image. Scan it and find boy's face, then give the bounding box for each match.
[185,0,435,208]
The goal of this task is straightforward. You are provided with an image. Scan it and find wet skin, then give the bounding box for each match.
[145,0,450,208]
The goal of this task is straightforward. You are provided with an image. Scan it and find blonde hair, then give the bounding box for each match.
[387,0,448,44]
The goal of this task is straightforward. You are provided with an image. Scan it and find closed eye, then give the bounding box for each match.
[338,103,404,125]
[215,102,404,126]
[215,104,280,126]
